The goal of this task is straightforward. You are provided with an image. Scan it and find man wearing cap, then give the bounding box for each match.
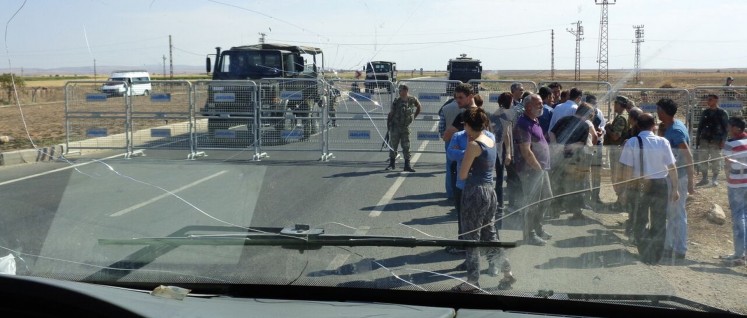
[606,96,633,210]
[386,84,421,172]
[726,77,734,87]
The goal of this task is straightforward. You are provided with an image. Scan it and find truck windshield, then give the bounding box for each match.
[217,51,283,79]
[450,62,480,72]
[366,64,390,73]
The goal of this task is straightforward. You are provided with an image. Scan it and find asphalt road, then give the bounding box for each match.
[0,85,682,297]
[0,117,680,297]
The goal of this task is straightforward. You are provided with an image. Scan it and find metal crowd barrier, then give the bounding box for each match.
[325,79,392,153]
[391,79,454,153]
[66,78,703,161]
[192,80,263,160]
[613,88,692,139]
[468,79,538,114]
[130,80,195,158]
[690,86,747,151]
[64,80,131,156]
[256,78,328,160]
[538,81,613,117]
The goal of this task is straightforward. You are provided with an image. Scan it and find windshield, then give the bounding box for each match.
[217,50,283,79]
[450,62,481,72]
[367,63,391,73]
[2,0,747,316]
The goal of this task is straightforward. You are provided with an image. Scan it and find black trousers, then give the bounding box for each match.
[505,163,523,208]
[454,187,463,240]
[494,162,505,231]
[631,178,669,264]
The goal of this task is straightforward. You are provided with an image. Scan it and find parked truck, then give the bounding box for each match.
[364,61,397,93]
[204,43,328,144]
[446,54,482,95]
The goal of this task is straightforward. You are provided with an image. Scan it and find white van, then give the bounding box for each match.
[100,70,152,96]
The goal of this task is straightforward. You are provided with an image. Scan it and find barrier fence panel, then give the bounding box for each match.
[692,86,747,118]
[325,80,392,152]
[130,80,194,156]
[394,79,455,153]
[193,80,261,159]
[613,88,692,136]
[538,80,612,116]
[256,78,325,156]
[64,80,130,154]
[468,80,538,114]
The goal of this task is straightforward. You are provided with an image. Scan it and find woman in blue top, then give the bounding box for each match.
[451,107,515,292]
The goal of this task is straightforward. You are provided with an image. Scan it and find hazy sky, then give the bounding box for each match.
[1,0,745,72]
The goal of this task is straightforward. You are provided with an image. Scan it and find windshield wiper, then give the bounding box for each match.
[98,224,516,250]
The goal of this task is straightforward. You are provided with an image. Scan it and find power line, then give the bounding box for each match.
[206,0,328,40]
[172,46,203,57]
[271,29,550,47]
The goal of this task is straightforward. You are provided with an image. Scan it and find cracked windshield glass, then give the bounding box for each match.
[1,0,746,314]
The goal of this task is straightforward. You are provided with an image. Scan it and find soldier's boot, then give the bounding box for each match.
[404,160,415,172]
[385,158,396,171]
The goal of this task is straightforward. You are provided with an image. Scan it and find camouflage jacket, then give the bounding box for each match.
[390,96,420,128]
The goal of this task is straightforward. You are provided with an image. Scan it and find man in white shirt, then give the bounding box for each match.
[548,88,583,132]
[619,113,679,264]
[583,95,606,204]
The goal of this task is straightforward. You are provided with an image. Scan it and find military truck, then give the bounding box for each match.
[204,43,328,144]
[364,61,397,93]
[446,54,482,95]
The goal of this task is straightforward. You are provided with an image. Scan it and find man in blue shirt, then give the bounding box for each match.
[438,96,459,200]
[537,87,554,137]
[658,98,696,261]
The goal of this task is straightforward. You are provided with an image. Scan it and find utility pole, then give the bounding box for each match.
[551,29,555,80]
[567,21,584,81]
[162,55,167,79]
[633,25,645,83]
[258,32,266,44]
[596,0,615,83]
[93,59,97,82]
[169,35,174,79]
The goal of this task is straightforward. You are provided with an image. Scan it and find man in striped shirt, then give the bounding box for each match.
[722,117,747,265]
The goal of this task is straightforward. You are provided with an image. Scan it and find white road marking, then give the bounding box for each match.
[325,122,438,271]
[0,152,126,187]
[368,121,436,217]
[109,170,228,217]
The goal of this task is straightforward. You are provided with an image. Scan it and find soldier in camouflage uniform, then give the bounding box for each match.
[386,85,421,172]
[605,96,633,211]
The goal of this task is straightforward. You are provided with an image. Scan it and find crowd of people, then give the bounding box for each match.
[384,81,747,291]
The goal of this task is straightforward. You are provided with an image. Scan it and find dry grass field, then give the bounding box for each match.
[4,68,739,152]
